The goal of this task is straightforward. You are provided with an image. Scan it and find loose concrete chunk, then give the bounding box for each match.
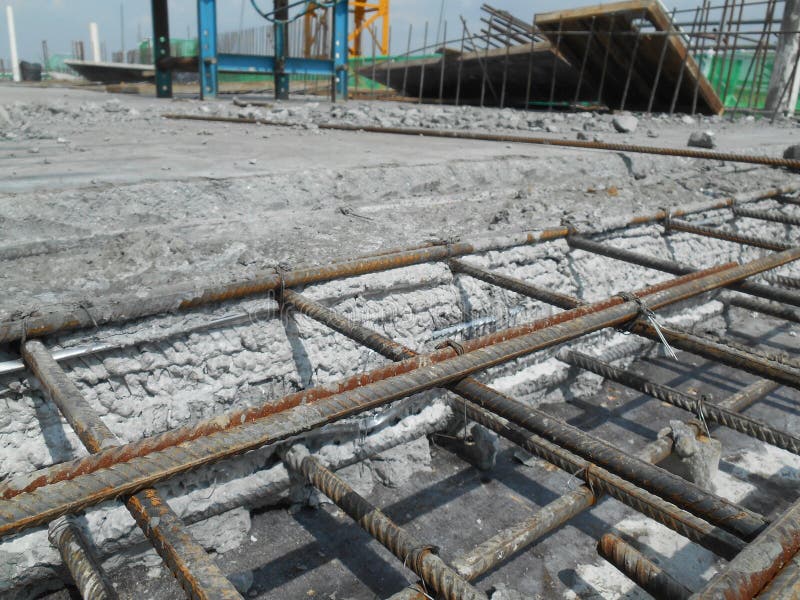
[784,144,800,160]
[687,130,716,149]
[612,115,638,133]
[669,420,721,492]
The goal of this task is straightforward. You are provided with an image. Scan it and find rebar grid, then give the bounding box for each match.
[2,195,800,599]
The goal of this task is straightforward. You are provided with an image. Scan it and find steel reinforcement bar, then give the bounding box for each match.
[692,496,800,599]
[389,378,780,600]
[733,204,800,227]
[0,262,741,501]
[597,534,691,600]
[284,446,488,600]
[0,186,794,345]
[21,340,244,600]
[281,289,753,551]
[559,349,800,455]
[666,219,794,252]
[163,113,800,170]
[0,249,791,539]
[567,235,800,311]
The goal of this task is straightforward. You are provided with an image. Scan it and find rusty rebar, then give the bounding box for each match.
[597,534,691,600]
[1,250,789,540]
[22,340,243,600]
[692,496,800,599]
[284,446,487,600]
[666,218,793,251]
[733,204,800,227]
[560,349,800,455]
[47,515,117,600]
[0,262,741,501]
[163,113,800,170]
[283,290,766,545]
[568,235,800,311]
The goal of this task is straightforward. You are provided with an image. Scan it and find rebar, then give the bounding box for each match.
[597,534,691,600]
[282,289,767,544]
[0,258,781,504]
[22,340,243,600]
[47,515,117,600]
[733,205,800,226]
[1,252,789,540]
[560,349,800,455]
[164,113,800,170]
[692,496,800,599]
[666,218,793,251]
[284,446,487,600]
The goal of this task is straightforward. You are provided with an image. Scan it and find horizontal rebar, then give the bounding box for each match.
[666,219,793,252]
[282,290,765,545]
[0,263,740,501]
[692,496,800,599]
[597,534,691,600]
[568,235,800,311]
[559,349,800,455]
[22,340,243,600]
[0,186,794,345]
[733,205,800,227]
[285,446,487,600]
[163,114,800,170]
[0,251,789,540]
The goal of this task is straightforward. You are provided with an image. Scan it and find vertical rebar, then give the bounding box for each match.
[480,15,493,107]
[401,23,412,97]
[621,9,646,111]
[574,16,596,104]
[548,17,563,111]
[500,20,512,108]
[419,20,429,103]
[438,20,447,104]
[692,0,713,114]
[524,13,536,110]
[648,11,674,113]
[455,21,466,106]
[597,15,616,106]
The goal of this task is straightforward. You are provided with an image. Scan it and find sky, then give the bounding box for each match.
[1,0,726,64]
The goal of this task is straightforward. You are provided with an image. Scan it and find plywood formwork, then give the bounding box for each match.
[361,42,580,107]
[536,0,724,114]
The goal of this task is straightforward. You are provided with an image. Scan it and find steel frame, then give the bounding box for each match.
[3,190,800,598]
[150,0,348,100]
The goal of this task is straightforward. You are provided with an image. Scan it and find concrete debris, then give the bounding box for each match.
[784,143,800,160]
[687,130,716,149]
[667,420,722,492]
[612,115,638,133]
[371,435,432,489]
[490,583,526,600]
[187,506,251,554]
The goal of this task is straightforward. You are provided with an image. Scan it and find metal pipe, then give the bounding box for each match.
[734,205,800,227]
[597,533,692,600]
[560,349,800,455]
[666,218,793,251]
[284,446,487,600]
[47,515,117,600]
[1,250,791,539]
[691,496,800,599]
[281,290,767,544]
[163,113,800,170]
[22,340,244,600]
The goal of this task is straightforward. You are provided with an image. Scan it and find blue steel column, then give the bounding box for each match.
[332,0,349,100]
[151,0,172,98]
[197,0,218,99]
[274,0,290,99]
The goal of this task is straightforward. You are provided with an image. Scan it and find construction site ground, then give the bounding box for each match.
[2,83,800,599]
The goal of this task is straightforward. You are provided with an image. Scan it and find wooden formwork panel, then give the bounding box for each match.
[536,0,724,114]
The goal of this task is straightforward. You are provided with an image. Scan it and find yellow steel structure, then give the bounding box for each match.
[303,0,389,58]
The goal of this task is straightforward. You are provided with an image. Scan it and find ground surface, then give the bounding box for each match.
[1,83,798,316]
[2,83,800,599]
